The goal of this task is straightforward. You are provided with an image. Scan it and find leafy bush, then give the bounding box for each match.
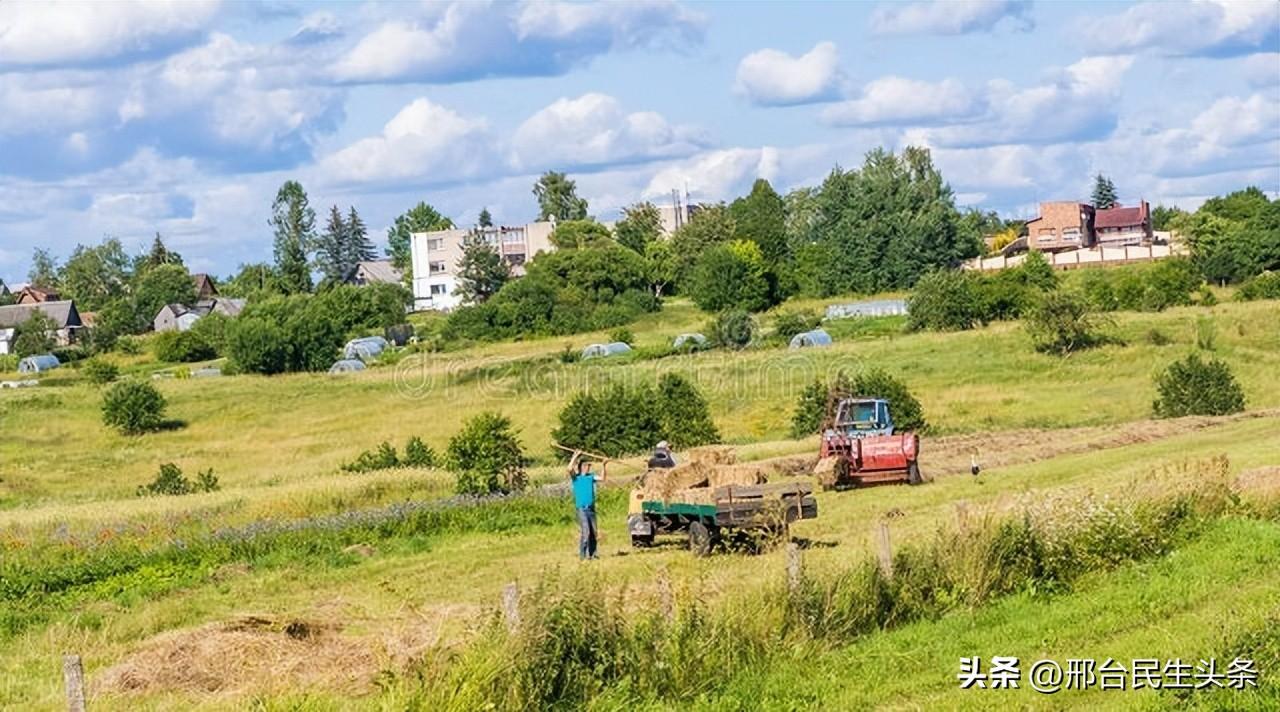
[552,374,720,457]
[225,318,291,374]
[1024,291,1108,355]
[685,240,773,312]
[446,412,528,495]
[12,312,56,357]
[444,244,658,342]
[152,330,216,363]
[137,463,219,496]
[907,269,984,331]
[1153,354,1246,418]
[1072,259,1201,313]
[1236,271,1280,301]
[558,344,580,364]
[115,335,143,355]
[708,309,755,349]
[342,436,437,473]
[403,436,437,468]
[608,328,634,346]
[0,354,16,373]
[1195,315,1216,351]
[81,358,120,385]
[975,252,1058,322]
[791,369,927,438]
[773,310,821,342]
[188,312,231,355]
[101,379,167,435]
[342,442,400,473]
[1146,328,1174,346]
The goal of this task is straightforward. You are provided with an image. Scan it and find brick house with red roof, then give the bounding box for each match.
[1094,201,1153,247]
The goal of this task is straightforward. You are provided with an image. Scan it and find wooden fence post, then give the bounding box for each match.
[657,567,674,622]
[786,542,803,593]
[501,582,520,633]
[63,654,86,712]
[875,521,893,579]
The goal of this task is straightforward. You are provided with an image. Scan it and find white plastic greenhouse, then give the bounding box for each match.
[788,329,832,349]
[581,342,633,360]
[344,336,388,361]
[328,359,367,374]
[18,354,60,373]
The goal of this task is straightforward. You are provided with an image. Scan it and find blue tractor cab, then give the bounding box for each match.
[830,397,895,438]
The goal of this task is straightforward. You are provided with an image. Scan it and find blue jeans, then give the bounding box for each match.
[577,507,598,560]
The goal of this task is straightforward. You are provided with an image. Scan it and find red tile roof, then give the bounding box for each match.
[1095,203,1148,229]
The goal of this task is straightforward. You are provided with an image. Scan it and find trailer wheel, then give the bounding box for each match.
[907,462,923,486]
[688,520,715,557]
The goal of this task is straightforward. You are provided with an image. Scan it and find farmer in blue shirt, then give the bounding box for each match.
[569,453,606,560]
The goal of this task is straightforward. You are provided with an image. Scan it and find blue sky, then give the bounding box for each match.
[1,0,1277,282]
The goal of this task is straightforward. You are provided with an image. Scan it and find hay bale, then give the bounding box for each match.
[687,446,736,466]
[707,464,767,489]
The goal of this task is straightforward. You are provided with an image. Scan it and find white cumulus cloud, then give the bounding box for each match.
[0,0,220,67]
[821,77,980,126]
[512,93,707,170]
[1078,1,1280,57]
[871,0,1032,36]
[734,41,845,106]
[331,0,705,84]
[317,98,495,185]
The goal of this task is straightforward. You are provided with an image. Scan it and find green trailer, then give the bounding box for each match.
[627,481,818,556]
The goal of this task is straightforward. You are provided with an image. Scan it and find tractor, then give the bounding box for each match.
[813,397,923,490]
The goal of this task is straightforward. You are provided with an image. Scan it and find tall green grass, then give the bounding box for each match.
[400,458,1255,709]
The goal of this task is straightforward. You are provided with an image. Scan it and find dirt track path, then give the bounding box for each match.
[757,408,1280,482]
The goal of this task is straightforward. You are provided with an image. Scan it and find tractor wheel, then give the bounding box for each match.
[907,462,923,486]
[688,520,716,557]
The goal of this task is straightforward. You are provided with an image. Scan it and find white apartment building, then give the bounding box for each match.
[409,201,697,311]
[410,221,554,311]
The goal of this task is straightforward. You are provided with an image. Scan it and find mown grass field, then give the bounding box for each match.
[1,294,1277,709]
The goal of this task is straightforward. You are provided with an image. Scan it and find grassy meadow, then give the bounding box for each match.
[1,292,1278,709]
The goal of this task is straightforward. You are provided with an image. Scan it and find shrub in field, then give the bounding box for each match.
[153,330,216,363]
[1024,291,1108,355]
[403,436,437,467]
[447,412,528,495]
[225,317,291,375]
[1141,257,1201,311]
[708,309,755,349]
[0,354,16,372]
[608,328,634,346]
[81,358,119,385]
[188,311,230,355]
[553,374,719,457]
[1195,315,1216,351]
[137,463,219,496]
[773,309,821,342]
[1153,354,1245,418]
[1236,271,1280,301]
[790,369,926,437]
[101,379,167,434]
[115,335,143,355]
[685,240,773,312]
[342,442,400,473]
[1146,328,1174,346]
[907,269,984,331]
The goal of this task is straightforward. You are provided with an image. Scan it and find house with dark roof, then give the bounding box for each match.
[16,286,61,304]
[0,300,83,354]
[192,273,219,301]
[347,259,403,286]
[1094,201,1153,247]
[153,297,246,332]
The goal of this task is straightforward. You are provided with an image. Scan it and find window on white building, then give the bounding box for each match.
[427,238,443,251]
[429,261,446,275]
[430,284,447,295]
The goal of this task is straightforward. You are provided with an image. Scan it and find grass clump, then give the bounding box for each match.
[708,309,755,349]
[137,463,219,497]
[101,379,167,435]
[1153,354,1246,418]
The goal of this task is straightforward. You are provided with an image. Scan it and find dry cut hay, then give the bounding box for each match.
[636,448,766,503]
[95,613,438,700]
